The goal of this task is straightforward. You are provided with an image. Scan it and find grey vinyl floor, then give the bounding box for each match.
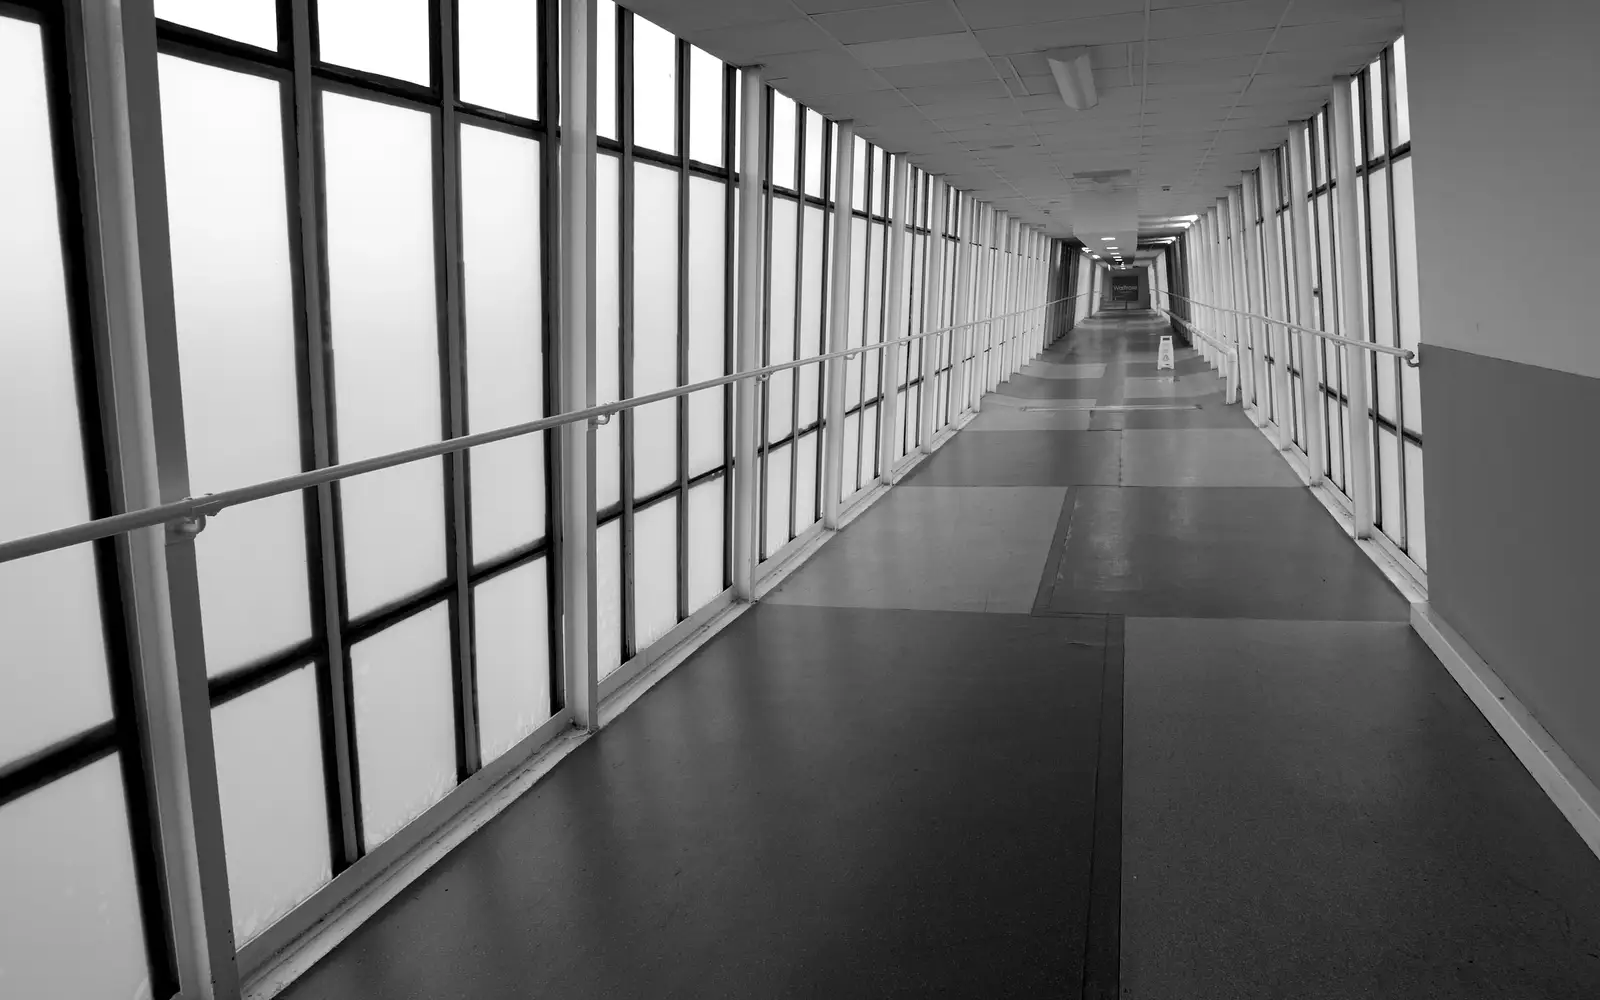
[278,311,1600,1000]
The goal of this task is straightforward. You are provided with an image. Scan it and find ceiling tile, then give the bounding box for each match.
[812,1,968,45]
[954,0,1145,31]
[847,31,988,67]
[874,57,999,88]
[975,12,1147,56]
[691,18,838,62]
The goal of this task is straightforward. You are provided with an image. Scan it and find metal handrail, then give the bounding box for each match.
[0,293,1088,566]
[1167,290,1418,367]
[1159,310,1237,359]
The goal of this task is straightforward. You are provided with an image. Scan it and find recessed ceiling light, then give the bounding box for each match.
[1100,236,1114,241]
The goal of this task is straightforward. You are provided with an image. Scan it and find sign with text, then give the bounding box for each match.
[1157,336,1175,370]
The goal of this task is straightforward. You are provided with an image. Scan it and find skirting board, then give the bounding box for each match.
[1411,603,1600,862]
[243,396,979,999]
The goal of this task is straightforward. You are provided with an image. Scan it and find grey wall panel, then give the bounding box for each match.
[1423,344,1600,781]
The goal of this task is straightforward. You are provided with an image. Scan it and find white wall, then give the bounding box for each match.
[1407,0,1600,378]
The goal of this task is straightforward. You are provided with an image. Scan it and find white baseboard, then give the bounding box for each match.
[1410,604,1600,861]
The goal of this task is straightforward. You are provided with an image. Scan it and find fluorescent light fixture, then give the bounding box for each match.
[1100,236,1114,241]
[1045,47,1098,111]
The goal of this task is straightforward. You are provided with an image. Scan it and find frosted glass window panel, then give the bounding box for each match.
[767,198,798,444]
[688,177,727,476]
[850,136,866,211]
[161,57,311,672]
[473,559,552,764]
[1393,37,1410,147]
[459,0,540,119]
[687,480,725,612]
[633,162,681,497]
[861,403,880,480]
[351,603,457,848]
[1,19,113,763]
[689,46,724,166]
[0,756,151,1000]
[1393,157,1422,435]
[1367,58,1386,160]
[794,431,818,532]
[633,497,679,652]
[803,108,824,198]
[317,0,429,85]
[595,420,622,512]
[865,222,886,350]
[1403,441,1426,569]
[211,667,331,944]
[770,94,796,190]
[840,410,861,498]
[797,205,825,427]
[847,218,866,348]
[596,154,622,509]
[1377,428,1402,551]
[193,495,312,673]
[157,0,277,47]
[596,0,617,139]
[596,519,623,676]
[871,147,886,216]
[596,155,622,404]
[764,443,792,558]
[462,125,545,561]
[323,94,446,615]
[632,15,677,154]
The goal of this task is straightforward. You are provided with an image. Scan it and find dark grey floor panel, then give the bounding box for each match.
[997,374,1105,399]
[905,429,1122,486]
[1122,617,1600,999]
[278,605,1110,1000]
[1090,404,1253,430]
[1035,486,1409,620]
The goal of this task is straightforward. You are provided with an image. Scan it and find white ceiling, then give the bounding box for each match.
[619,0,1402,248]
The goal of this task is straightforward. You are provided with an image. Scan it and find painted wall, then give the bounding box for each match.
[1407,0,1600,781]
[1407,0,1600,378]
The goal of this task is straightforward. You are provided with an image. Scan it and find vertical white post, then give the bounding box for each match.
[918,178,946,453]
[559,0,599,723]
[982,205,999,392]
[79,2,239,994]
[877,153,908,482]
[1331,76,1375,539]
[990,211,1010,381]
[1287,122,1327,486]
[1214,209,1239,404]
[951,192,974,414]
[1225,187,1252,410]
[1240,171,1267,421]
[732,67,765,594]
[820,120,856,529]
[1258,149,1294,451]
[1004,217,1022,376]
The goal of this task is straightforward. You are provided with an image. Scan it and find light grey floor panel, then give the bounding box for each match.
[1122,617,1600,999]
[766,486,1069,613]
[1019,361,1108,380]
[966,406,1096,431]
[905,430,1123,487]
[1121,375,1221,399]
[1119,429,1304,487]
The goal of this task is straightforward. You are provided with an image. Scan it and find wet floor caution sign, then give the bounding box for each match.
[1157,335,1175,370]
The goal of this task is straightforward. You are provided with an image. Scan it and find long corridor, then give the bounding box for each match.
[279,313,1600,999]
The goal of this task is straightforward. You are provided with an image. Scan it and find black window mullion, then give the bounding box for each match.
[433,0,480,784]
[290,0,364,867]
[788,107,805,540]
[536,0,565,711]
[720,62,735,589]
[675,38,689,620]
[755,85,773,559]
[618,6,637,658]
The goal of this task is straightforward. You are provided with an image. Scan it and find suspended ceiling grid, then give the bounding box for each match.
[619,0,1403,248]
